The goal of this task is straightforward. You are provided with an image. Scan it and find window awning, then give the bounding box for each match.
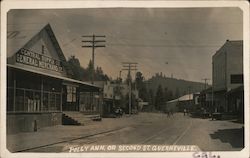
[7,64,100,91]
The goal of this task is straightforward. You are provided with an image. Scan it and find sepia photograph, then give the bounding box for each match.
[1,1,249,158]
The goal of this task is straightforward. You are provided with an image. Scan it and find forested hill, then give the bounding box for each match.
[145,75,207,96]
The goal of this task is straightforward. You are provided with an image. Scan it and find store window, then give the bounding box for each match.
[231,74,243,84]
[79,92,100,113]
[7,87,62,112]
[67,85,77,102]
[7,70,62,112]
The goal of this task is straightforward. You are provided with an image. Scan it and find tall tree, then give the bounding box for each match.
[96,66,106,80]
[135,72,144,89]
[148,89,154,111]
[155,84,164,110]
[163,87,169,102]
[67,55,84,80]
[86,59,93,81]
[135,71,148,101]
[84,60,110,81]
[175,87,180,99]
[168,90,174,101]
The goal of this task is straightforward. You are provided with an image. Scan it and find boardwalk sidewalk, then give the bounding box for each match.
[7,115,137,152]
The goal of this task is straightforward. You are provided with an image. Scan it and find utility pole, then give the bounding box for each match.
[212,81,214,113]
[202,78,211,112]
[202,78,210,90]
[82,35,106,84]
[122,62,138,116]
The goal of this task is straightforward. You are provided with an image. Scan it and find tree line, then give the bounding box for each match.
[135,72,180,111]
[65,55,110,81]
[64,55,180,112]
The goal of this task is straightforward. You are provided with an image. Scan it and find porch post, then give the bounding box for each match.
[60,87,63,112]
[41,78,44,111]
[13,78,16,112]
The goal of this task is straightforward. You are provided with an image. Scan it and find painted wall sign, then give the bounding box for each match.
[16,48,63,72]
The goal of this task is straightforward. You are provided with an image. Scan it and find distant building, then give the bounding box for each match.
[102,81,121,115]
[165,92,200,112]
[212,40,243,116]
[95,81,139,116]
[120,83,139,99]
[177,93,200,112]
[199,87,213,112]
[138,100,149,111]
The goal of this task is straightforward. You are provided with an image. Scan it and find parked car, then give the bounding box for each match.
[131,109,138,114]
[211,112,222,120]
[114,107,123,117]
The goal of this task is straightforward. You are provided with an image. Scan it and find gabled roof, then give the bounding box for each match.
[7,24,44,57]
[167,98,179,103]
[7,23,66,62]
[167,92,200,103]
[7,23,100,91]
[178,94,194,101]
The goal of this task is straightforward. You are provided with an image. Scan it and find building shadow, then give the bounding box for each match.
[210,127,244,148]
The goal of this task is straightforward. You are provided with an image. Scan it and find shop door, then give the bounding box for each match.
[62,85,79,111]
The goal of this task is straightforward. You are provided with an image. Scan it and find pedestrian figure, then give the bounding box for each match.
[170,109,174,116]
[165,109,171,117]
[115,107,123,118]
[167,110,171,117]
[118,108,123,117]
[184,108,187,116]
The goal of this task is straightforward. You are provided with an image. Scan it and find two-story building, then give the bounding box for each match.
[98,80,139,116]
[7,24,101,134]
[212,40,243,117]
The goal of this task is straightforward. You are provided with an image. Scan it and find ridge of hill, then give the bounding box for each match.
[146,75,208,96]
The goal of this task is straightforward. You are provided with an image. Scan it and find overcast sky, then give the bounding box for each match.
[7,8,243,83]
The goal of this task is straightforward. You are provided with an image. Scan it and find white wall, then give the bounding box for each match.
[212,41,243,92]
[226,42,243,91]
[212,45,226,91]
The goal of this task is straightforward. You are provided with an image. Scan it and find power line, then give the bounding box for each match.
[107,43,221,48]
[7,22,47,25]
[82,34,106,84]
[108,35,229,44]
[122,62,138,116]
[202,78,210,90]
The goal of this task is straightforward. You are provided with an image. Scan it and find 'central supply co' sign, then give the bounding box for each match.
[16,48,63,72]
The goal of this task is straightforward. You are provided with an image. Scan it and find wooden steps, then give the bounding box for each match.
[62,111,101,125]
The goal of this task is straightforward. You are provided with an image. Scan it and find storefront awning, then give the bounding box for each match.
[7,64,100,91]
[227,85,244,95]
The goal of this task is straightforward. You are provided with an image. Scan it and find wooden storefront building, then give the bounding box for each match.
[7,24,101,134]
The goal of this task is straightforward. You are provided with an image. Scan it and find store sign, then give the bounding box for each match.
[16,48,63,72]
